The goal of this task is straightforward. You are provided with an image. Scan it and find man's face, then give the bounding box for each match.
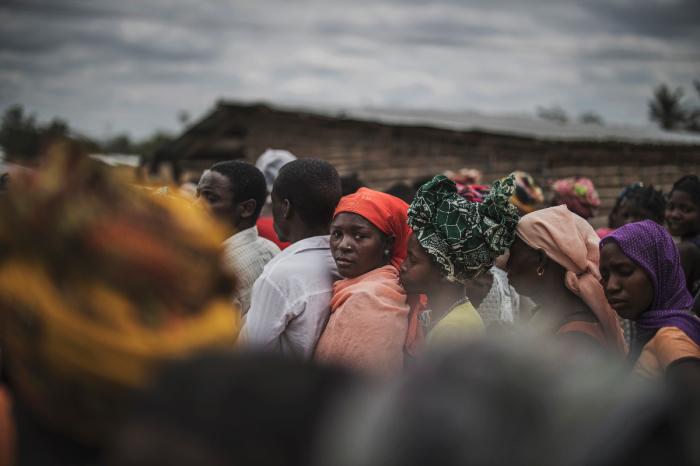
[195,171,236,226]
[270,186,290,243]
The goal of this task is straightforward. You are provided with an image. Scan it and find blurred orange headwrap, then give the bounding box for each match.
[0,140,239,443]
[334,188,425,355]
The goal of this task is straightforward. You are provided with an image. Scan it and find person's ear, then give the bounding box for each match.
[384,235,396,255]
[238,199,257,219]
[283,199,293,220]
[537,248,548,268]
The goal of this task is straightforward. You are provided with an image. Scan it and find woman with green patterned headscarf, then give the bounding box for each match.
[399,174,520,352]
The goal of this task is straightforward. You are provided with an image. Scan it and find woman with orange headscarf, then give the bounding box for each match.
[506,205,627,357]
[313,189,423,379]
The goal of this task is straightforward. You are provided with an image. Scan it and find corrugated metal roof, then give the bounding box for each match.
[256,102,700,146]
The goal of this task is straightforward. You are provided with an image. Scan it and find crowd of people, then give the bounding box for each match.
[0,140,699,465]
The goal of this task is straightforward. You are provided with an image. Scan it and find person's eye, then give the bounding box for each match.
[618,268,633,277]
[354,234,364,240]
[331,231,341,237]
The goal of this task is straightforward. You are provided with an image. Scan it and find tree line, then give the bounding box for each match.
[0,105,175,164]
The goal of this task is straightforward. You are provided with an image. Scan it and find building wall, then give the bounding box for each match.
[169,105,700,227]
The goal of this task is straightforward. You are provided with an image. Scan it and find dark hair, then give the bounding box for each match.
[412,175,436,192]
[384,183,415,204]
[670,175,700,207]
[210,161,267,220]
[274,159,342,228]
[621,185,666,224]
[340,173,365,197]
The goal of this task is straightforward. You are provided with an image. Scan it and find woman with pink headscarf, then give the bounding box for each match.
[506,205,628,357]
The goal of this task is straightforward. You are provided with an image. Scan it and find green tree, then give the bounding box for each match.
[649,83,687,130]
[0,105,41,160]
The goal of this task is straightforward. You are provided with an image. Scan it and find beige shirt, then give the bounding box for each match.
[221,226,280,315]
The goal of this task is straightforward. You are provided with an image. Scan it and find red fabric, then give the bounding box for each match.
[595,227,615,240]
[334,188,424,355]
[256,217,290,250]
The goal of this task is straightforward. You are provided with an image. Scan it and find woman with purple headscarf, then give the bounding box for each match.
[599,220,700,379]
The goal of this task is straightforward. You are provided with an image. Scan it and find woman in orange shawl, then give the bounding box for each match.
[314,188,423,378]
[506,205,628,357]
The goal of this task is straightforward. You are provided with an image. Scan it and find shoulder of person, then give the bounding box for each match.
[677,241,700,260]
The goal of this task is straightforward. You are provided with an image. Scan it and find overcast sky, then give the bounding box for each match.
[1,0,698,139]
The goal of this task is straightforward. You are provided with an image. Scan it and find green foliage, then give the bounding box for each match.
[649,84,687,130]
[0,105,175,162]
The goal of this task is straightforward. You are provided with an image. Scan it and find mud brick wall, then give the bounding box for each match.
[162,104,700,227]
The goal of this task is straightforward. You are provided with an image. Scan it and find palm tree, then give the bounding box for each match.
[649,84,687,130]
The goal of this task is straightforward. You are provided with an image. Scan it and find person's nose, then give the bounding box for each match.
[604,275,621,297]
[399,259,407,273]
[338,235,353,252]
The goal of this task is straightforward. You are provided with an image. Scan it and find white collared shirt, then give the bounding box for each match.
[239,235,341,360]
[221,226,280,315]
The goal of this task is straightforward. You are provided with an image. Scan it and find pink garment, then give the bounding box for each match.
[314,265,410,379]
[516,205,628,357]
[595,227,615,240]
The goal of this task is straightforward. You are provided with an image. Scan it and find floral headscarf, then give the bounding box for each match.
[550,177,600,219]
[408,174,520,284]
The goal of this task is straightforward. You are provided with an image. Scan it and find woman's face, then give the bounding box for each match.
[599,240,655,320]
[666,190,700,237]
[505,235,542,297]
[330,212,393,279]
[398,232,445,295]
[617,199,658,226]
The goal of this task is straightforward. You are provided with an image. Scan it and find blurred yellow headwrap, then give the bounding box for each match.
[0,140,239,443]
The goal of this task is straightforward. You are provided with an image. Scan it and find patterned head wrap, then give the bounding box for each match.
[550,177,601,219]
[0,141,239,444]
[509,171,544,213]
[457,184,490,204]
[407,174,520,284]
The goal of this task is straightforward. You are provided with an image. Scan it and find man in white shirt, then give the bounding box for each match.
[196,161,280,315]
[240,159,342,360]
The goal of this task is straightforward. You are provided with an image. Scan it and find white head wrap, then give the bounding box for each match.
[255,149,297,194]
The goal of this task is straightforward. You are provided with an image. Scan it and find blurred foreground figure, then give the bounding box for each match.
[401,174,519,352]
[0,141,239,465]
[507,206,628,356]
[314,341,700,466]
[109,354,354,466]
[255,149,297,250]
[195,161,280,316]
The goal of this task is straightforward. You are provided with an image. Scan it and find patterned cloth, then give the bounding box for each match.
[457,184,490,203]
[550,177,600,219]
[221,226,280,315]
[0,141,239,444]
[408,174,519,284]
[475,267,521,327]
[601,221,700,358]
[509,171,544,213]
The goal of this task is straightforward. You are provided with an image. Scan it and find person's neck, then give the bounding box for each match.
[532,283,590,324]
[232,220,255,234]
[426,283,467,322]
[288,224,330,244]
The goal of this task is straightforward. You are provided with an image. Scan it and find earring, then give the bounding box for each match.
[537,266,544,276]
[384,249,390,255]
